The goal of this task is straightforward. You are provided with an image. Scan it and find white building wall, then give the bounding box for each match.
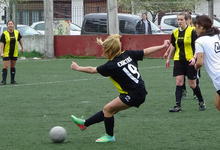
[195,0,220,18]
[72,0,84,27]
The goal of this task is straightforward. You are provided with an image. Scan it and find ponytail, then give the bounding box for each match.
[203,27,220,36]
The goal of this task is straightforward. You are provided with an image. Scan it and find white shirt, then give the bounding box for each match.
[143,20,149,34]
[195,35,220,90]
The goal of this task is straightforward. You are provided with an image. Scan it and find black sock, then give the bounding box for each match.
[196,79,200,86]
[10,67,16,82]
[192,86,204,103]
[183,78,186,90]
[193,79,200,96]
[175,86,183,107]
[84,111,104,127]
[2,68,7,82]
[104,116,114,136]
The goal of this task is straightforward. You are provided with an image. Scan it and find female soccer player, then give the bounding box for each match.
[166,12,206,112]
[0,20,24,85]
[193,15,220,111]
[70,34,169,143]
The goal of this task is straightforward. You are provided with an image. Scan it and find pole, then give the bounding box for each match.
[44,0,54,58]
[207,0,214,20]
[107,0,119,34]
[11,1,16,26]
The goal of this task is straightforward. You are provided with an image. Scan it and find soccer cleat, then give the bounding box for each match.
[71,115,87,131]
[0,81,6,85]
[169,106,182,112]
[11,81,17,84]
[199,102,206,111]
[95,134,116,143]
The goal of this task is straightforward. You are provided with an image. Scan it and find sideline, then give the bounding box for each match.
[0,65,172,88]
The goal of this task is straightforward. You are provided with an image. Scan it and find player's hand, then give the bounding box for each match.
[189,57,196,66]
[71,61,79,70]
[166,59,170,68]
[163,40,170,48]
[20,48,24,54]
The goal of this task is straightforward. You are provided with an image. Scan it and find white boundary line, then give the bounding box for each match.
[0,65,172,88]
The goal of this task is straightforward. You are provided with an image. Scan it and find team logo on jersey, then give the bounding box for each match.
[124,95,131,102]
[214,42,220,53]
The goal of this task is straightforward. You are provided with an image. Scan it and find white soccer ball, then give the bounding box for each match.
[49,126,67,143]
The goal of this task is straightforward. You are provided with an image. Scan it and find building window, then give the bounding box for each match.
[22,10,29,25]
[32,11,39,24]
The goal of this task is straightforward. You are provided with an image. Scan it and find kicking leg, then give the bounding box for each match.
[96,97,130,143]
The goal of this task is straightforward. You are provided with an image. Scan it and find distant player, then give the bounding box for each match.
[70,34,169,142]
[193,15,220,110]
[0,20,24,85]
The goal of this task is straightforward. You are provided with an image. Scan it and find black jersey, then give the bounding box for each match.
[97,50,146,94]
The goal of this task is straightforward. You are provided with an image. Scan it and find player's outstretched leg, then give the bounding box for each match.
[95,134,116,143]
[71,115,87,131]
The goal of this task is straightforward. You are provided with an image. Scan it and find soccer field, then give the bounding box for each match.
[0,58,219,150]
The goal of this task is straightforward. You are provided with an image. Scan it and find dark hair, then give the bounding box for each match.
[195,15,220,36]
[177,12,187,20]
[7,20,14,25]
[185,13,192,20]
[142,12,147,16]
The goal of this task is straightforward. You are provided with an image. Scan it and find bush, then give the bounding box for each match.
[19,51,43,58]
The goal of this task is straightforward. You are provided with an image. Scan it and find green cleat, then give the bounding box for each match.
[95,134,116,143]
[71,115,87,131]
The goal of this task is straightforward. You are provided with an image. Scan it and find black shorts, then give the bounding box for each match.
[3,57,17,61]
[217,90,220,96]
[119,88,147,108]
[173,60,197,80]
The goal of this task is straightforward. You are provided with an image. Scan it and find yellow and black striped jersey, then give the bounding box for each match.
[171,26,197,61]
[97,50,146,94]
[0,30,22,57]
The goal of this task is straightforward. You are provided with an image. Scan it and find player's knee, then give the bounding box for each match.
[215,93,220,111]
[103,105,114,116]
[215,104,220,111]
[189,82,196,89]
[176,81,183,86]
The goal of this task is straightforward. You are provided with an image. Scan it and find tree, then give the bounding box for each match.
[118,0,200,21]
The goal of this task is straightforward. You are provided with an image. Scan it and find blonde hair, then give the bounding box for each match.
[97,34,122,60]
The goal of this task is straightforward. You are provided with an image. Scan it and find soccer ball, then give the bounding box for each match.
[49,126,67,143]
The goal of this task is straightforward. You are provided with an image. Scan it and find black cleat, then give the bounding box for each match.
[0,81,6,85]
[199,102,206,111]
[169,106,182,112]
[11,81,17,84]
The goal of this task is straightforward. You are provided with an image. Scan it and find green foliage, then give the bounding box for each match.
[118,0,200,13]
[19,51,43,58]
[57,55,98,59]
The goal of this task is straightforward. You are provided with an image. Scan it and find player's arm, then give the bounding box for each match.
[71,61,98,74]
[0,42,4,56]
[195,53,204,70]
[143,40,170,56]
[165,44,175,68]
[0,33,5,57]
[19,39,24,53]
[163,46,170,59]
[166,44,175,60]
